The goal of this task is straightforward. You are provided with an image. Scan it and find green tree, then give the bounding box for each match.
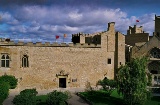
[0,75,18,89]
[117,57,149,105]
[0,81,10,105]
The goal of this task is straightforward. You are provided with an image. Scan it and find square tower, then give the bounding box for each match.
[155,15,160,36]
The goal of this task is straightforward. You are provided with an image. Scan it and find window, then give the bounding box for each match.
[120,62,122,65]
[22,55,29,67]
[108,58,111,64]
[1,54,10,67]
[150,48,160,58]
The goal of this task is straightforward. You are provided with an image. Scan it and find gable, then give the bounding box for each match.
[131,36,160,58]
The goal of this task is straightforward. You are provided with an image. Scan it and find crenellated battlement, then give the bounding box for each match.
[127,25,144,34]
[72,32,91,37]
[0,39,101,48]
[72,31,104,38]
[72,32,103,44]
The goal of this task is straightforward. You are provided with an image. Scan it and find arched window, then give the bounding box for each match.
[22,55,29,67]
[1,54,10,67]
[150,48,160,58]
[148,61,160,74]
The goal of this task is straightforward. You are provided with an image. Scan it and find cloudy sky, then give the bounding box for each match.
[0,0,159,43]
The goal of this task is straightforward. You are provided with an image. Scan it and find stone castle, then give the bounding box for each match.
[0,15,160,90]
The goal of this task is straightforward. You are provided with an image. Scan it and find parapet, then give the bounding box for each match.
[0,39,101,48]
[72,32,94,37]
[17,41,25,45]
[35,42,43,46]
[26,42,34,46]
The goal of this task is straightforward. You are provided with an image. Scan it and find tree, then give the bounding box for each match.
[0,75,18,89]
[0,81,10,105]
[117,57,149,105]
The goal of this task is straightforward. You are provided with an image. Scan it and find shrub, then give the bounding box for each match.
[0,81,10,105]
[97,77,116,96]
[46,90,70,105]
[12,89,38,105]
[0,75,18,89]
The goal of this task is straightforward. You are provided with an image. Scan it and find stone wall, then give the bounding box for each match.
[131,36,160,58]
[0,41,115,90]
[0,22,125,90]
[125,33,149,46]
[115,32,125,68]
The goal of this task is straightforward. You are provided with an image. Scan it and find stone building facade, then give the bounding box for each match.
[0,22,125,90]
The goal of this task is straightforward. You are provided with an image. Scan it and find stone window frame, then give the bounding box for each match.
[150,48,160,58]
[22,55,29,68]
[1,53,10,68]
[108,58,111,64]
[20,50,29,68]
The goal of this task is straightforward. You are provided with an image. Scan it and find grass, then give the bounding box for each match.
[79,90,160,105]
[35,94,69,105]
[79,90,123,105]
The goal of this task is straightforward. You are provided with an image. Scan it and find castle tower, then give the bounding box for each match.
[125,25,149,46]
[155,15,160,36]
[127,25,143,35]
